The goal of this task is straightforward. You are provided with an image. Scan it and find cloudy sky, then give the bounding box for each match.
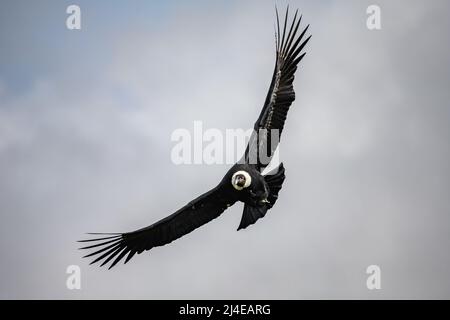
[1,0,450,299]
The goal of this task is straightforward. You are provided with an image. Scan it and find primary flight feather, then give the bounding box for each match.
[79,7,311,269]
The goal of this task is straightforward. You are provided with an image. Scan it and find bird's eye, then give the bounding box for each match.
[231,171,252,190]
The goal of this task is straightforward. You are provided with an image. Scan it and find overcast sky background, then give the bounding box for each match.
[1,0,450,299]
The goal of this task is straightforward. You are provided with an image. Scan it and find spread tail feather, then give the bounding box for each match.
[238,205,268,231]
[237,163,286,230]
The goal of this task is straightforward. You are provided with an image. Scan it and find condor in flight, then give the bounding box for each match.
[80,7,311,269]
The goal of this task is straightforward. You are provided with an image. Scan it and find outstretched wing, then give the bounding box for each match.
[244,7,311,170]
[79,185,236,269]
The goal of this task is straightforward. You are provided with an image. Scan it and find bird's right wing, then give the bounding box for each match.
[79,185,236,269]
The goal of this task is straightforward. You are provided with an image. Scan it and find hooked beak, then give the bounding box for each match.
[259,198,270,205]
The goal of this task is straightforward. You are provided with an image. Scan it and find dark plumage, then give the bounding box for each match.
[79,7,310,269]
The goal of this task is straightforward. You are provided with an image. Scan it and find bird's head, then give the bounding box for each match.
[231,171,251,190]
[228,166,269,206]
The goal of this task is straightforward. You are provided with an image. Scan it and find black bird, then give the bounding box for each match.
[79,7,311,269]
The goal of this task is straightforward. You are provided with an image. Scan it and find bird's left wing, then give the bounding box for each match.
[244,7,311,170]
[79,185,236,269]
